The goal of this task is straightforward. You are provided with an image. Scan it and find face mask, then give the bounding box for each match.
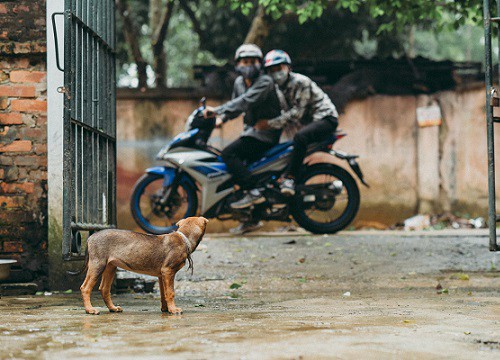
[236,63,261,79]
[271,70,289,86]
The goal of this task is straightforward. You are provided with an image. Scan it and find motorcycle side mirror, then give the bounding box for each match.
[200,97,206,109]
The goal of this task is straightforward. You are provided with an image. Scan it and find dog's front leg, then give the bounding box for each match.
[158,275,168,312]
[161,268,182,314]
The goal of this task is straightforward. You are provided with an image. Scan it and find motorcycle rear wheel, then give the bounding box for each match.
[291,163,360,234]
[130,173,198,234]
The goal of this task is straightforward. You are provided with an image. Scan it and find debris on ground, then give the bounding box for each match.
[391,212,488,231]
[404,215,430,231]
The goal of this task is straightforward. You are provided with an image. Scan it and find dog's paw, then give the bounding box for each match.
[85,308,100,315]
[109,306,123,313]
[167,306,183,315]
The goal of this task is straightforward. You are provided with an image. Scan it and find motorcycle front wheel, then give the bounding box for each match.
[130,173,198,234]
[291,163,360,234]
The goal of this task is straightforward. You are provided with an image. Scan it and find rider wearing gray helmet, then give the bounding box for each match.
[203,44,287,233]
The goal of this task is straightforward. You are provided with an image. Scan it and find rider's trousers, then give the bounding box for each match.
[287,116,339,178]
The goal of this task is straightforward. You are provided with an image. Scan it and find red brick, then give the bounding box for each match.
[13,5,29,13]
[0,4,7,14]
[28,169,47,181]
[0,97,8,109]
[12,155,43,167]
[0,85,36,97]
[0,182,35,194]
[0,140,32,153]
[10,99,46,112]
[0,196,24,208]
[3,241,24,253]
[0,112,23,125]
[10,71,46,83]
[22,127,46,140]
[0,70,8,82]
[0,169,4,178]
[33,143,47,155]
[35,115,46,126]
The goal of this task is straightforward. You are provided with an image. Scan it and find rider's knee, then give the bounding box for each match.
[294,132,307,146]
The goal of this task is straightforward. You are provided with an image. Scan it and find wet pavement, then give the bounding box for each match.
[1,231,499,359]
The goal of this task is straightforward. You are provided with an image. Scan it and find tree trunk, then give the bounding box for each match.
[149,0,163,32]
[116,0,148,89]
[244,6,271,47]
[179,0,206,43]
[151,0,175,88]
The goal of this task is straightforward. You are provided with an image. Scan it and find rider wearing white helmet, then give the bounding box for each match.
[261,49,339,196]
[203,44,288,233]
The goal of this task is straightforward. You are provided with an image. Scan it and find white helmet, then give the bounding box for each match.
[234,43,263,61]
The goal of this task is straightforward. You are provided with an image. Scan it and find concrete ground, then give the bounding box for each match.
[0,230,499,359]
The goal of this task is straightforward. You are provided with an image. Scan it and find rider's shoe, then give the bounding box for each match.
[230,189,265,209]
[229,221,263,235]
[280,178,296,196]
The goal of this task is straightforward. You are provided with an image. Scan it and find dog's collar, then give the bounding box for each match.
[176,230,192,254]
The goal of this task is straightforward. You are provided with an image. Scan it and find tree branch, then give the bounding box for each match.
[244,5,271,47]
[151,0,175,88]
[116,0,148,89]
[179,0,206,43]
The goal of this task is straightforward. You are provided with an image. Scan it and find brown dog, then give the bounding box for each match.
[71,216,209,315]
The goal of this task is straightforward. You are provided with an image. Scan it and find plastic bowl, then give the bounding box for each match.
[0,259,17,281]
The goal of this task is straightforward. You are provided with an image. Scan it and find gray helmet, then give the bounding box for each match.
[234,43,263,62]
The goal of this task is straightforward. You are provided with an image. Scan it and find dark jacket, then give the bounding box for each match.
[215,74,282,144]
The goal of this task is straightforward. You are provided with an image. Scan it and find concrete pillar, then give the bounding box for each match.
[416,96,441,214]
[47,0,82,289]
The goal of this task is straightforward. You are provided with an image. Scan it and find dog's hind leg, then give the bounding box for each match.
[99,264,122,313]
[81,260,106,315]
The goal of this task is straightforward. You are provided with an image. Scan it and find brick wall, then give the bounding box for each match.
[0,0,48,287]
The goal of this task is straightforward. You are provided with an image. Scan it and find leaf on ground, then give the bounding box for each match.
[450,273,469,281]
[284,240,296,245]
[298,277,307,283]
[63,289,73,294]
[230,283,242,289]
[298,257,306,263]
[194,304,205,307]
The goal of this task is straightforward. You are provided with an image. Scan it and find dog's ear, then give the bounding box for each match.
[200,217,209,224]
[176,218,186,227]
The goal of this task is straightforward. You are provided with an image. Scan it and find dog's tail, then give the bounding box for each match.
[66,245,89,276]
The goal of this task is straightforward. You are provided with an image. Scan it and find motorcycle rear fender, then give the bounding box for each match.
[329,150,369,187]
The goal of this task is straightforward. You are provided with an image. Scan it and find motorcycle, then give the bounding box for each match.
[130,99,369,235]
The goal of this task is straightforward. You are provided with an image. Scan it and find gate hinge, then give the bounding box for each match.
[490,88,499,107]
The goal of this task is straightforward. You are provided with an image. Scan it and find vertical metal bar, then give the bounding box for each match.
[62,0,73,259]
[111,0,117,226]
[484,0,498,252]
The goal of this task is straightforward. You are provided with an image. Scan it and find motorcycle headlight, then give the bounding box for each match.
[156,143,172,160]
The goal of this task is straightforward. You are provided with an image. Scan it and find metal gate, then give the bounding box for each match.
[61,0,116,260]
[483,0,499,252]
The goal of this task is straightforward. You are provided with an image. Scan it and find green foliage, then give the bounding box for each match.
[115,0,490,87]
[229,0,483,31]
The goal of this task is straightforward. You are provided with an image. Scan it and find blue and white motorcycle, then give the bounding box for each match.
[130,100,368,234]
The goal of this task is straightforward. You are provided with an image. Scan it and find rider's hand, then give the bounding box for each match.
[203,106,216,119]
[215,117,223,128]
[254,119,271,131]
